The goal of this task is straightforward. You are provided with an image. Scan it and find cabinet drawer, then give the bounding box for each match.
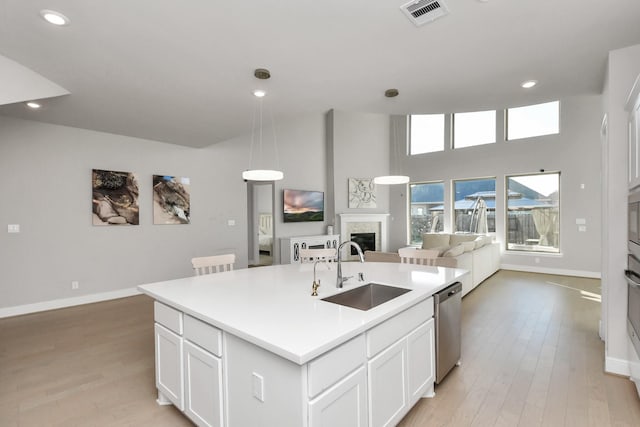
[183,315,222,357]
[366,297,433,358]
[154,301,183,335]
[308,334,366,398]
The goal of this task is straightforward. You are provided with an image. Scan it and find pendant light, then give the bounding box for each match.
[242,69,284,182]
[374,89,410,185]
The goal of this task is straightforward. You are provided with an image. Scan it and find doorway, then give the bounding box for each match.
[247,182,275,267]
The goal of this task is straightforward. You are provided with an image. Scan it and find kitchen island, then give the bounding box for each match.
[138,261,467,427]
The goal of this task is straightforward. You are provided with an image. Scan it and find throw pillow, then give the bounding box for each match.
[422,233,451,249]
[443,244,465,257]
[449,233,478,246]
[461,241,476,252]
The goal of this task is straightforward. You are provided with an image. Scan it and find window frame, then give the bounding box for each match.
[409,114,446,155]
[506,101,560,142]
[505,171,561,254]
[452,109,497,149]
[451,177,497,234]
[407,180,445,245]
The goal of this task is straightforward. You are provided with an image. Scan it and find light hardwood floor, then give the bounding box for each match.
[1,271,638,426]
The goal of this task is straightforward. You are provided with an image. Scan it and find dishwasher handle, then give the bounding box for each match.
[435,282,462,305]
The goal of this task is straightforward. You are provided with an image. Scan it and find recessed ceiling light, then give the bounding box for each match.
[253,90,266,98]
[40,10,70,26]
[521,80,538,89]
[26,102,41,109]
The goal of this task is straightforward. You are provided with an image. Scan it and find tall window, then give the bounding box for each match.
[410,114,445,155]
[453,110,496,149]
[507,101,560,141]
[506,172,560,253]
[409,182,444,244]
[453,178,496,233]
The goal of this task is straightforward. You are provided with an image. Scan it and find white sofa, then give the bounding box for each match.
[365,233,500,297]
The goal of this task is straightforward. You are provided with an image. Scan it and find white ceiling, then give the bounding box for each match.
[1,0,639,148]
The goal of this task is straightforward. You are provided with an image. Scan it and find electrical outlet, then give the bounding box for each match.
[71,281,79,290]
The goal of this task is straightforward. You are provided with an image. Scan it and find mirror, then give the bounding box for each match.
[247,182,275,267]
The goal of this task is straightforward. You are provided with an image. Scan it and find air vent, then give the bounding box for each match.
[400,0,450,26]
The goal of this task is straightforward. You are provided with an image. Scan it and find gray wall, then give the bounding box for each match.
[389,95,603,276]
[327,109,391,222]
[602,43,640,371]
[0,108,392,311]
[0,112,329,310]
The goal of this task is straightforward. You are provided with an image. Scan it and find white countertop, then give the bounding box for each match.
[138,262,468,364]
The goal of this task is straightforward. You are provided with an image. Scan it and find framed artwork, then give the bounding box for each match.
[92,169,139,225]
[153,175,191,224]
[348,178,376,208]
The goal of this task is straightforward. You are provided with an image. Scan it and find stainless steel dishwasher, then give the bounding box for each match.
[434,281,462,384]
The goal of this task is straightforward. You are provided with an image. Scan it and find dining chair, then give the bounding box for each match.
[299,248,337,263]
[398,248,441,266]
[191,253,236,276]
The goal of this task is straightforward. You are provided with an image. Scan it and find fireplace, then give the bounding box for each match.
[350,232,376,254]
[339,214,389,260]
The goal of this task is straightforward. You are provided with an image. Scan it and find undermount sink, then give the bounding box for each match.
[321,283,411,311]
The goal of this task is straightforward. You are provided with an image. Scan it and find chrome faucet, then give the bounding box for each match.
[336,241,365,288]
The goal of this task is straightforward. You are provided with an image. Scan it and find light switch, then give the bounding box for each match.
[228,219,236,226]
[578,225,587,232]
[7,224,20,233]
[576,218,586,225]
[252,372,264,402]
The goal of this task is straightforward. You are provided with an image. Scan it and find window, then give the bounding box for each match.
[409,182,444,244]
[507,101,559,141]
[410,114,445,155]
[453,178,496,233]
[453,110,496,149]
[506,172,560,253]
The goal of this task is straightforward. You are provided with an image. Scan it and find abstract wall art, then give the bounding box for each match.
[348,178,376,208]
[153,175,191,224]
[92,169,139,225]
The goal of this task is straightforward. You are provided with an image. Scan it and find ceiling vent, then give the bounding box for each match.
[400,0,450,26]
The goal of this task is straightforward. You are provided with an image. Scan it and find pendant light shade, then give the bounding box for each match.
[374,112,410,185]
[242,69,284,182]
[242,169,284,181]
[373,175,410,185]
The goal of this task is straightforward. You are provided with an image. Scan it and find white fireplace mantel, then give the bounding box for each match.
[339,213,390,253]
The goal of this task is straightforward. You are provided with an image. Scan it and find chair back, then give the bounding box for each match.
[191,253,236,276]
[299,248,337,263]
[398,248,440,266]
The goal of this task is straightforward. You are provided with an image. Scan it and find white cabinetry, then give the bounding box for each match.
[155,323,184,409]
[280,234,340,264]
[154,302,224,427]
[309,367,368,427]
[627,74,640,189]
[368,338,407,427]
[184,341,223,427]
[366,298,435,427]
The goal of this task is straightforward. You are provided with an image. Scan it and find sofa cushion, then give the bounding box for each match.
[443,244,465,257]
[422,233,451,249]
[449,234,478,246]
[473,236,486,249]
[461,241,476,252]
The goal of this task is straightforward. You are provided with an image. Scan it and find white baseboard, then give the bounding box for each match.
[0,287,142,319]
[605,354,631,376]
[500,264,601,279]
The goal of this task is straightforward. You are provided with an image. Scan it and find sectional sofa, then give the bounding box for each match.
[364,233,501,297]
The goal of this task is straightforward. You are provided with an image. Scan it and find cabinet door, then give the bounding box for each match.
[407,319,435,404]
[155,323,184,410]
[309,366,367,427]
[184,341,223,427]
[368,339,407,427]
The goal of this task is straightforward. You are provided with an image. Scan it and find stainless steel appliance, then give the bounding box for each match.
[629,189,640,259]
[434,281,462,384]
[627,188,640,397]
